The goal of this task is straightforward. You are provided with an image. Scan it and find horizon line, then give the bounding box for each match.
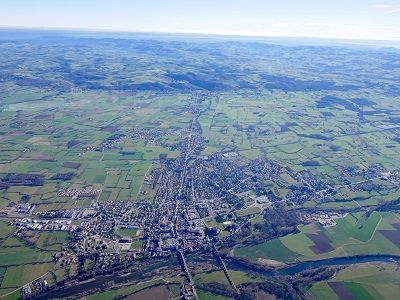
[1,25,400,44]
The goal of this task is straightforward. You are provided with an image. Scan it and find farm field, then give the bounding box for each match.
[197,289,234,300]
[86,279,165,300]
[0,30,399,299]
[194,269,260,286]
[234,212,400,263]
[309,262,400,300]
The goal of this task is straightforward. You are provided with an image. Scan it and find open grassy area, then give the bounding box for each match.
[0,263,54,289]
[0,248,53,266]
[86,279,164,300]
[197,289,234,300]
[36,231,70,251]
[194,270,230,285]
[194,269,261,287]
[234,238,300,263]
[118,228,138,238]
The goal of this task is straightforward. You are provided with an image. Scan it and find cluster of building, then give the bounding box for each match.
[0,203,35,217]
[57,185,100,199]
[339,164,389,180]
[92,252,135,270]
[53,251,78,267]
[22,277,48,297]
[97,200,150,228]
[81,218,115,239]
[15,203,35,214]
[14,218,77,232]
[36,208,97,219]
[131,127,193,151]
[287,170,335,204]
[376,124,400,130]
[96,133,126,151]
[301,212,347,227]
[142,196,209,256]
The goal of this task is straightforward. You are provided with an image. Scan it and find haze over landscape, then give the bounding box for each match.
[1,0,400,41]
[0,1,400,300]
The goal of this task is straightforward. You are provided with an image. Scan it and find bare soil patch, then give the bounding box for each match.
[29,155,56,161]
[257,258,287,268]
[62,162,81,169]
[328,282,355,300]
[101,126,119,132]
[379,223,400,247]
[34,114,53,120]
[122,285,170,300]
[257,290,277,300]
[306,232,334,254]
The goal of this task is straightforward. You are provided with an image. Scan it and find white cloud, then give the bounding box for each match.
[372,4,392,9]
[373,4,392,9]
[268,22,400,41]
[164,23,400,42]
[373,3,400,13]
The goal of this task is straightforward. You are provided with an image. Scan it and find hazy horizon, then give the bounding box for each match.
[1,0,400,41]
[2,26,400,48]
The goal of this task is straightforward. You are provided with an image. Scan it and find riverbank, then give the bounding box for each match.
[226,254,400,276]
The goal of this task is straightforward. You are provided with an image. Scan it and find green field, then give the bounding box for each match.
[1,263,53,289]
[235,212,400,263]
[309,262,400,300]
[234,238,299,263]
[197,289,234,300]
[1,30,400,298]
[118,228,138,238]
[194,269,261,287]
[86,279,164,300]
[36,231,70,251]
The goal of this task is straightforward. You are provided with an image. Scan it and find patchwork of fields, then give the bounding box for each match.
[310,262,400,300]
[0,31,400,299]
[234,212,400,263]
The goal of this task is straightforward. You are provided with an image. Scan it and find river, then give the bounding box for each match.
[34,255,400,299]
[226,254,400,276]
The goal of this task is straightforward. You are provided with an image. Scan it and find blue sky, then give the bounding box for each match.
[1,0,400,40]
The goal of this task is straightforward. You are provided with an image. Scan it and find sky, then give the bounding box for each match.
[1,0,400,41]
